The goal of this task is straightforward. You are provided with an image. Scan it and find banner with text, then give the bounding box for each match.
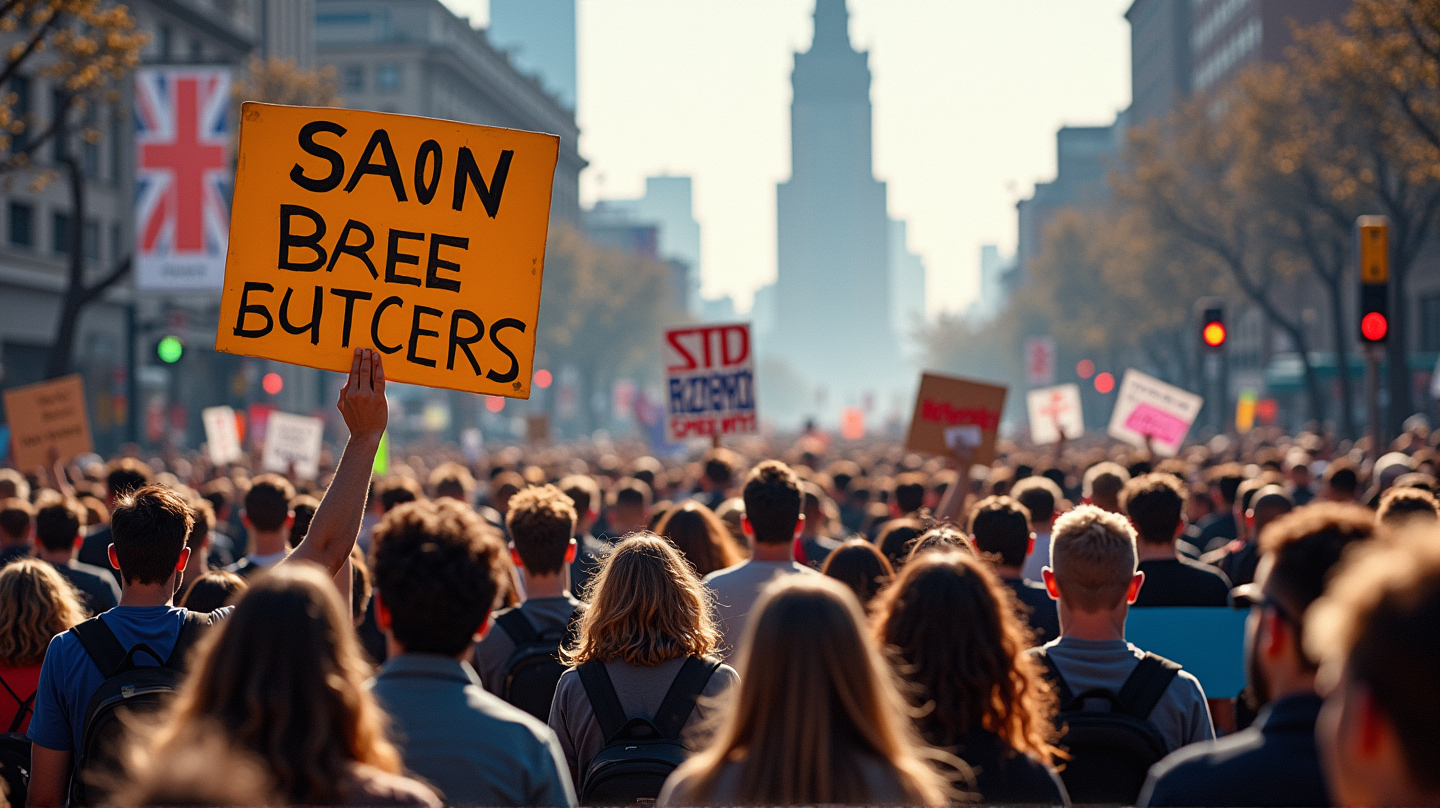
[260,411,325,480]
[1107,369,1204,457]
[202,405,244,465]
[663,322,757,441]
[216,103,559,397]
[905,373,1007,466]
[1026,383,1083,445]
[2,375,93,470]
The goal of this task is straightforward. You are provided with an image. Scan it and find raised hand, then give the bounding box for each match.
[337,348,387,442]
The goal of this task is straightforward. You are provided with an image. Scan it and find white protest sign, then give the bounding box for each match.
[1024,337,1056,387]
[1027,383,1084,445]
[1107,369,1204,457]
[260,411,325,480]
[201,406,243,465]
[663,322,757,441]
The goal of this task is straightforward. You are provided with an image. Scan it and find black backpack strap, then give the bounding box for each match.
[165,610,212,669]
[653,657,720,739]
[1117,653,1182,720]
[1029,647,1075,706]
[70,616,129,678]
[495,609,539,646]
[0,674,35,733]
[578,660,629,741]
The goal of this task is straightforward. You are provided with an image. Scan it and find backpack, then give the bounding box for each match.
[1032,648,1181,806]
[0,674,36,808]
[494,607,583,721]
[578,656,720,806]
[68,611,210,806]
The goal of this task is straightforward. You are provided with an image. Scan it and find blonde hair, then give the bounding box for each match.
[564,533,718,667]
[674,576,953,806]
[140,564,399,804]
[0,559,87,665]
[1050,504,1137,612]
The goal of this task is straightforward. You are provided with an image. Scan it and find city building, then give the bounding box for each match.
[587,175,702,314]
[1014,121,1125,288]
[487,0,578,112]
[969,244,1015,323]
[888,219,926,357]
[1126,0,1191,128]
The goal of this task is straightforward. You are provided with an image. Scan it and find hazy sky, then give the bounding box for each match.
[443,0,1134,316]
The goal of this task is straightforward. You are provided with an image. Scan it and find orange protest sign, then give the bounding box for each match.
[216,103,559,398]
[3,375,93,471]
[904,373,1007,466]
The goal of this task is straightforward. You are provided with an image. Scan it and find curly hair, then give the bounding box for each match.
[872,550,1060,761]
[564,533,718,667]
[505,484,577,575]
[0,559,88,665]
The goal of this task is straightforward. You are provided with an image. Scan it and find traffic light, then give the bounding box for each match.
[156,335,184,364]
[1201,306,1226,350]
[1358,216,1389,344]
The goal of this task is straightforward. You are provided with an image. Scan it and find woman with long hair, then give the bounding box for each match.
[549,533,739,796]
[653,500,744,577]
[872,549,1069,805]
[659,575,953,807]
[130,564,439,806]
[0,560,86,733]
[820,538,894,609]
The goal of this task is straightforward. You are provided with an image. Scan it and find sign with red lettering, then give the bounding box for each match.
[1026,383,1083,445]
[1107,369,1203,457]
[663,322,756,441]
[905,373,1007,465]
[1024,337,1056,387]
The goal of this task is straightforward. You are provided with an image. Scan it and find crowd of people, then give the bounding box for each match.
[0,350,1438,806]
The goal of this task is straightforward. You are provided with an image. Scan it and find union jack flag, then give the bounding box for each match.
[134,67,232,290]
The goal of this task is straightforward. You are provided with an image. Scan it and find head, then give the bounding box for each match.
[1043,504,1142,618]
[0,497,35,547]
[505,484,578,577]
[820,538,894,608]
[282,494,318,549]
[0,558,87,666]
[1309,527,1440,806]
[1208,463,1245,507]
[1376,486,1440,528]
[907,525,976,562]
[105,458,153,503]
[679,576,948,806]
[375,475,423,514]
[877,518,927,569]
[243,474,295,535]
[35,497,85,554]
[654,500,743,578]
[150,564,399,805]
[489,470,524,515]
[565,533,717,666]
[109,485,194,588]
[559,474,601,534]
[741,460,803,545]
[427,461,475,503]
[701,448,737,492]
[1249,487,1295,538]
[1082,462,1130,513]
[1322,461,1360,503]
[1011,476,1062,530]
[0,468,30,502]
[1120,473,1187,547]
[969,495,1034,573]
[179,570,248,613]
[199,478,234,521]
[800,481,829,531]
[893,473,926,516]
[1186,482,1215,523]
[873,550,1058,758]
[609,477,653,531]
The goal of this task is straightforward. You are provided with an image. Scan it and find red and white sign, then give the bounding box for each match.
[663,322,757,441]
[201,405,243,465]
[1107,369,1204,457]
[1024,337,1056,387]
[1026,384,1083,445]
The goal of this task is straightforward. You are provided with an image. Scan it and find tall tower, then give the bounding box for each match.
[775,0,897,401]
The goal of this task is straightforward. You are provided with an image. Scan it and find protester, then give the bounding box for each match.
[377,476,424,514]
[1207,486,1294,587]
[653,500,744,578]
[820,537,893,609]
[77,459,152,581]
[796,482,840,569]
[225,474,295,578]
[1320,460,1360,504]
[906,524,975,559]
[177,569,247,613]
[604,478,653,539]
[1196,464,1244,550]
[559,474,607,595]
[31,498,119,614]
[876,517,926,569]
[702,461,815,656]
[288,493,321,547]
[0,469,29,504]
[1082,462,1130,513]
[969,495,1060,644]
[0,560,86,733]
[1375,485,1440,527]
[873,550,1068,805]
[1013,476,1062,581]
[548,534,738,798]
[428,461,477,504]
[694,449,737,511]
[1140,503,1376,807]
[1122,474,1232,607]
[176,498,216,602]
[0,498,34,568]
[369,499,576,807]
[658,575,951,807]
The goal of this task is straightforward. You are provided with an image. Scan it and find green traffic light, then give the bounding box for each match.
[157,335,184,364]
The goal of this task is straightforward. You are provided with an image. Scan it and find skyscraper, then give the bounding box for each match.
[775,0,898,400]
[487,0,577,111]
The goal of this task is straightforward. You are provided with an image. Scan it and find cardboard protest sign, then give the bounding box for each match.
[1107,369,1204,457]
[526,415,550,444]
[202,405,244,465]
[1026,383,1083,445]
[260,411,325,480]
[663,323,757,441]
[216,103,559,398]
[2,375,93,471]
[905,373,1007,466]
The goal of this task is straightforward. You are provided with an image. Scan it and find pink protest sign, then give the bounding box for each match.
[1124,403,1191,445]
[1106,369,1204,457]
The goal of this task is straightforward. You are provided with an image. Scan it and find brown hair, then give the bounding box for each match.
[653,501,744,577]
[1376,486,1440,527]
[34,497,85,552]
[111,485,194,585]
[146,564,400,804]
[187,497,216,549]
[673,576,951,806]
[0,497,33,541]
[505,485,577,575]
[243,474,294,533]
[286,494,320,548]
[873,551,1059,760]
[0,559,87,665]
[1120,473,1188,545]
[1049,504,1137,612]
[742,460,802,544]
[179,570,248,613]
[559,474,601,517]
[104,458,153,499]
[1011,476,1061,523]
[906,525,975,562]
[564,533,718,667]
[428,461,476,502]
[821,538,893,608]
[376,475,422,513]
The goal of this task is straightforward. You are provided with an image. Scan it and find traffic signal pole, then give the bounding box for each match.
[1357,216,1390,461]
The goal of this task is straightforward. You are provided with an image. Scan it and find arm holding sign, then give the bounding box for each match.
[286,349,388,577]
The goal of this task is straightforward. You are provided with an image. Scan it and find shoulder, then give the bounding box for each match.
[1167,666,1209,703]
[701,561,747,585]
[344,764,443,808]
[1145,730,1263,801]
[702,662,740,695]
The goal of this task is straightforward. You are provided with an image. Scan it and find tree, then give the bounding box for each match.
[231,55,340,110]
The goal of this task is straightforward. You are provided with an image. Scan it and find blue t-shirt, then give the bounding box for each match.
[28,606,229,753]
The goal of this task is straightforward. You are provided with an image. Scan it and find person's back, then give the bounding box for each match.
[1013,477,1062,582]
[369,499,576,807]
[1122,474,1232,608]
[969,495,1059,644]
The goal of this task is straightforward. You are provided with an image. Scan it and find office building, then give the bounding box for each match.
[487,0,577,112]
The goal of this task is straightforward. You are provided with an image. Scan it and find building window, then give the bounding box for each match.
[52,211,71,255]
[8,202,33,248]
[158,24,172,60]
[51,90,69,164]
[9,75,31,152]
[376,64,401,91]
[341,65,364,93]
[1421,292,1440,351]
[84,219,101,262]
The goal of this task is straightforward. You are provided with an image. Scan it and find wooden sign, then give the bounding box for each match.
[3,375,93,470]
[905,373,1007,466]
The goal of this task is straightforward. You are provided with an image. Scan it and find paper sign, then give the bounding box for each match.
[663,322,757,441]
[1024,337,1056,387]
[840,406,865,441]
[215,103,559,398]
[261,411,325,480]
[1107,369,1203,457]
[202,405,244,465]
[2,375,94,471]
[905,373,1007,466]
[1026,383,1083,445]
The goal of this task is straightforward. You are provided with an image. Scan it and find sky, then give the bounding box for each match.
[442,0,1134,316]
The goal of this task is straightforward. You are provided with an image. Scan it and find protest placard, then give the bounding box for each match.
[905,373,1007,466]
[1026,383,1083,445]
[261,411,325,480]
[1024,337,1056,387]
[663,322,757,441]
[2,375,93,471]
[840,406,865,441]
[1107,369,1204,457]
[202,405,244,465]
[526,415,551,444]
[215,103,559,398]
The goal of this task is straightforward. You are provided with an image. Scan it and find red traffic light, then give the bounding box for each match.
[1361,311,1388,342]
[1202,322,1227,348]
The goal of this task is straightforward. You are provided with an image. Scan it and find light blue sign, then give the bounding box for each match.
[1127,607,1249,698]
